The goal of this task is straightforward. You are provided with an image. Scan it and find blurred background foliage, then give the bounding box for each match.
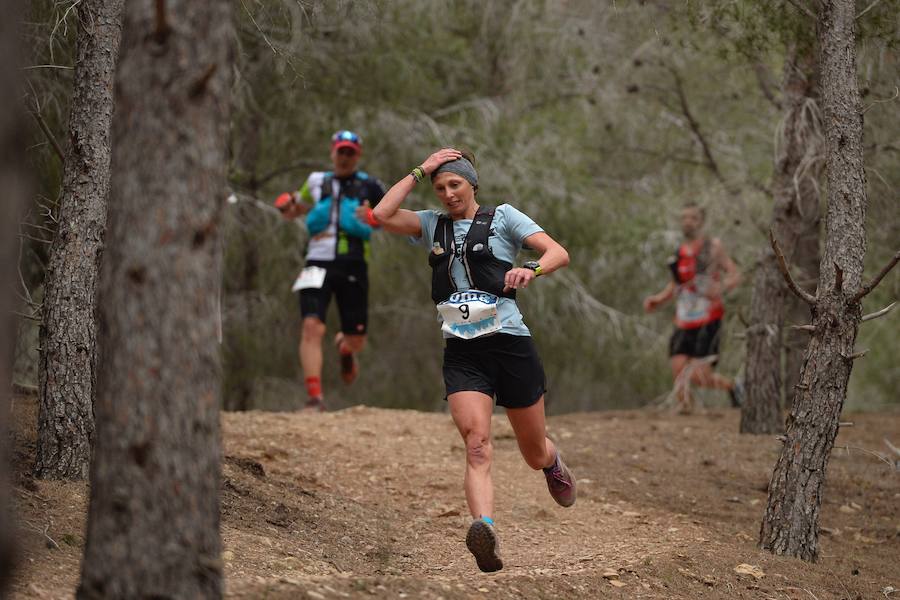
[16,0,899,413]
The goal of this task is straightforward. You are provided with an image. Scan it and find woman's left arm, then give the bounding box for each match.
[503,231,570,292]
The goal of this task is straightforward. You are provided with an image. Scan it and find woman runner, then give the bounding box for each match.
[371,148,576,572]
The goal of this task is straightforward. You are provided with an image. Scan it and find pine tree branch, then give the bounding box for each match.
[861,301,896,322]
[853,249,900,301]
[770,229,816,305]
[784,0,817,20]
[28,107,64,162]
[856,0,883,19]
[668,66,725,187]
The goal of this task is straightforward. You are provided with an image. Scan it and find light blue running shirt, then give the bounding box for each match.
[414,204,543,338]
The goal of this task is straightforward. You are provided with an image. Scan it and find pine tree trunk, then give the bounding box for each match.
[783,226,820,407]
[77,2,233,597]
[0,0,28,587]
[759,0,868,561]
[35,0,125,481]
[741,45,822,434]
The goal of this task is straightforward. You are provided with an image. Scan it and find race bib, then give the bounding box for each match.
[676,288,711,324]
[291,266,327,291]
[437,290,502,339]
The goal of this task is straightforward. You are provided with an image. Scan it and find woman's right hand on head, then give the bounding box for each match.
[420,148,462,175]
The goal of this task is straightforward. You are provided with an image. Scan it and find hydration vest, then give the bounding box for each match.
[429,206,516,304]
[305,172,374,259]
[668,238,724,328]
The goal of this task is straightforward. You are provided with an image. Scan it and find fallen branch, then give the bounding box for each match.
[854,249,900,301]
[861,301,896,322]
[23,520,60,550]
[884,438,900,457]
[770,229,816,306]
[790,324,816,332]
[836,445,895,469]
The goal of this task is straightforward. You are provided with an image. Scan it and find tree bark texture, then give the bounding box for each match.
[0,0,28,588]
[759,0,868,562]
[35,0,125,481]
[77,2,233,598]
[783,226,820,407]
[741,45,822,434]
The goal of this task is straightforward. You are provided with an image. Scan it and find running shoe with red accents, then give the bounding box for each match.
[466,518,503,572]
[334,332,359,384]
[543,453,576,507]
[303,396,326,412]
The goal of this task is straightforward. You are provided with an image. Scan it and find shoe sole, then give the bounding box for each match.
[466,521,503,573]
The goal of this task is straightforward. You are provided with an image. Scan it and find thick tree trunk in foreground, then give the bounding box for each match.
[759,0,869,561]
[35,0,124,481]
[78,2,233,597]
[741,46,822,434]
[0,0,28,588]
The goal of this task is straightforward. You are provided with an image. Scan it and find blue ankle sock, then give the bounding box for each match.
[480,515,494,526]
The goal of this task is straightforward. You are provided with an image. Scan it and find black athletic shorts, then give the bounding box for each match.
[443,333,546,409]
[669,319,722,361]
[299,260,368,335]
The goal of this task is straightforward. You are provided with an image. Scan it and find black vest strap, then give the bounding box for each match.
[429,206,515,303]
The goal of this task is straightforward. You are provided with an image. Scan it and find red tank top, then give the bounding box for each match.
[672,238,724,329]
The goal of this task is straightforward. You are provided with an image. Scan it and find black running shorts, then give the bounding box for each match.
[443,333,546,409]
[299,260,368,335]
[668,319,722,361]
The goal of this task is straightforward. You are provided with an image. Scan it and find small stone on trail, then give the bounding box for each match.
[602,569,619,579]
[437,508,460,518]
[306,591,326,600]
[609,580,627,588]
[222,550,234,561]
[839,504,857,513]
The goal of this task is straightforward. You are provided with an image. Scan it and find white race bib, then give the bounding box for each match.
[291,266,327,291]
[676,287,711,323]
[437,290,502,339]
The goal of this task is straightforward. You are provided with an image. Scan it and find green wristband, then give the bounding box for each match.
[410,166,425,183]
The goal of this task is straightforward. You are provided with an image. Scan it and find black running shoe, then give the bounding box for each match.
[729,380,745,408]
[466,519,503,573]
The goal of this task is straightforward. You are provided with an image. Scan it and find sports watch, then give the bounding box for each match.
[522,261,543,277]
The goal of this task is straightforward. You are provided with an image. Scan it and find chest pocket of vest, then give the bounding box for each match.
[305,185,373,240]
[338,196,372,240]
[306,197,333,236]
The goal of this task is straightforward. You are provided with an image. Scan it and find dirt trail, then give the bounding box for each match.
[11,398,900,599]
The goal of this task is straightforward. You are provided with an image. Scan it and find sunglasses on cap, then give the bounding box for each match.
[331,130,361,145]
